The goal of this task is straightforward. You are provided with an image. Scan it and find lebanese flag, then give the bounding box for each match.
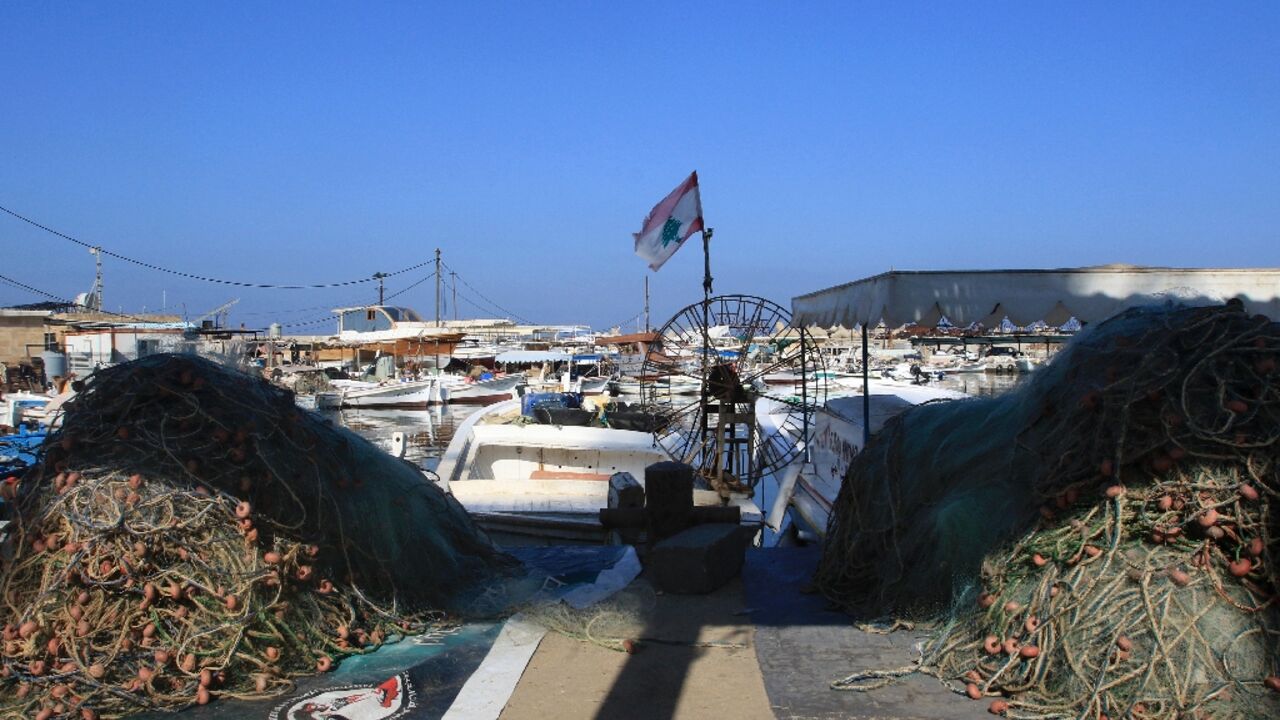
[633,171,704,271]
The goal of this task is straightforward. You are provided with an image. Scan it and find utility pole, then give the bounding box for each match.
[450,271,457,321]
[374,272,386,305]
[644,276,650,332]
[434,249,442,328]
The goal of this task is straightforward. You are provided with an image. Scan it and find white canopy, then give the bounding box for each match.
[495,350,570,364]
[792,265,1280,329]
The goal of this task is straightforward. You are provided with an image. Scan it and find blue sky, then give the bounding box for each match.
[1,2,1277,332]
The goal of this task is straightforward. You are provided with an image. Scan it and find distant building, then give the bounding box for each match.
[0,307,58,366]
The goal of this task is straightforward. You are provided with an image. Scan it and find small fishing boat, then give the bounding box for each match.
[439,373,526,405]
[329,377,447,409]
[435,398,763,544]
[1,391,52,428]
[294,391,342,411]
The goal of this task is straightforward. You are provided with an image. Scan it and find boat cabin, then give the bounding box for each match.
[333,305,424,333]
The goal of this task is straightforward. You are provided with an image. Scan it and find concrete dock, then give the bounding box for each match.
[501,547,990,720]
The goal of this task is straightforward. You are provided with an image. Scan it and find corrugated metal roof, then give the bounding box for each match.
[793,266,1280,328]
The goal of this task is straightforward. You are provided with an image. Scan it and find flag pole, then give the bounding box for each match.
[699,226,714,482]
[700,227,714,360]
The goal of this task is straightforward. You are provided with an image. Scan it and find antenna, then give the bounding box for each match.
[87,246,103,310]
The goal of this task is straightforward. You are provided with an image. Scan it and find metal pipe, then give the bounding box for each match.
[861,322,870,445]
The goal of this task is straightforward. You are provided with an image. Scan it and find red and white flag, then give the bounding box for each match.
[633,171,704,271]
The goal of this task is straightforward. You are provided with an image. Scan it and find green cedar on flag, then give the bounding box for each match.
[633,171,704,271]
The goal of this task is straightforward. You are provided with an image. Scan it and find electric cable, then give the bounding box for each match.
[0,204,430,289]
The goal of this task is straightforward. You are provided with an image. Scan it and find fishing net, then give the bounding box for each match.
[520,585,654,654]
[0,354,518,718]
[814,302,1280,717]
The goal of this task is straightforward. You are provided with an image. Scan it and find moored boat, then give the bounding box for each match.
[329,377,447,408]
[435,398,763,544]
[767,380,968,541]
[439,373,526,405]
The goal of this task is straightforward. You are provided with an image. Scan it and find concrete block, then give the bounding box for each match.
[646,523,748,595]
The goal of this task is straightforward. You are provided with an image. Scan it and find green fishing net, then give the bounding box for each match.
[816,303,1279,718]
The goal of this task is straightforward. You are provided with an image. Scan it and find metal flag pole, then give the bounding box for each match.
[701,227,714,334]
[699,226,715,481]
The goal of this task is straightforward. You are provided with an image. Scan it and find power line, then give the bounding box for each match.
[279,272,437,330]
[0,273,168,325]
[451,282,521,323]
[383,271,436,303]
[439,260,532,324]
[601,311,643,332]
[0,267,447,335]
[0,204,431,289]
[453,290,503,319]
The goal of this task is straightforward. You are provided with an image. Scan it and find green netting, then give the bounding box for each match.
[0,354,518,718]
[815,302,1280,718]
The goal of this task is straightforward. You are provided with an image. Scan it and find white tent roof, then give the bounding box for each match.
[792,265,1280,328]
[495,350,570,364]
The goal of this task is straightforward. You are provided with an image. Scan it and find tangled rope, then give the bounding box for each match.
[816,302,1280,718]
[1,469,450,719]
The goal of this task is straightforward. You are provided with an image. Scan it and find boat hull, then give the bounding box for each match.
[444,376,526,405]
[334,379,446,408]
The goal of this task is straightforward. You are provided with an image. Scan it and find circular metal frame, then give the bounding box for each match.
[640,294,826,492]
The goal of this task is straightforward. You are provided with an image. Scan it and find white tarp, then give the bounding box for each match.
[495,350,571,364]
[792,265,1280,328]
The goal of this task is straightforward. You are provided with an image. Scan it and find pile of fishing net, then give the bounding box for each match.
[0,354,517,719]
[815,302,1280,718]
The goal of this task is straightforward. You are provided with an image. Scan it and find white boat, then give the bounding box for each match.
[611,378,641,396]
[331,304,463,348]
[2,391,55,428]
[577,375,613,395]
[435,399,763,544]
[329,377,447,408]
[294,391,342,411]
[524,372,616,396]
[438,373,526,405]
[767,380,968,541]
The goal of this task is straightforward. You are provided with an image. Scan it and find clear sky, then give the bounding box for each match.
[1,2,1277,333]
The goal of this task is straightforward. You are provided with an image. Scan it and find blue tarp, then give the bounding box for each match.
[0,427,45,476]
